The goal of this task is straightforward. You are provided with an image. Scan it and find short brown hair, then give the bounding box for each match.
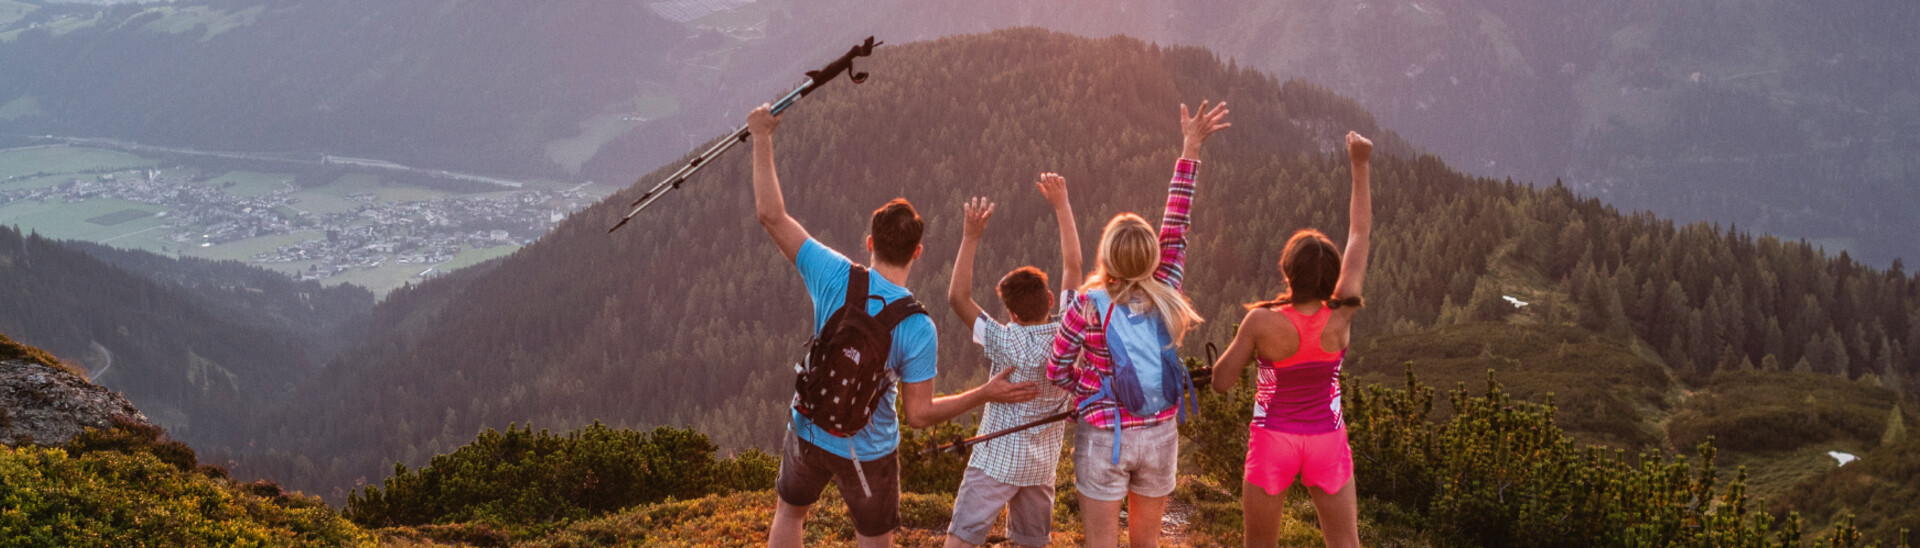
[997,266,1052,323]
[870,199,923,266]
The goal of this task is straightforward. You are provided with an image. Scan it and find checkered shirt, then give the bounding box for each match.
[966,296,1075,487]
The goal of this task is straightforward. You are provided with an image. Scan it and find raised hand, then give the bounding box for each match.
[1035,172,1069,210]
[748,103,780,136]
[980,368,1042,404]
[1346,131,1373,165]
[1180,100,1231,159]
[962,196,994,240]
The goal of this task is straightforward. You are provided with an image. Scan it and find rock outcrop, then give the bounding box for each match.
[1,350,152,447]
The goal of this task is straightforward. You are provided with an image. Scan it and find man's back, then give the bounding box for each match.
[792,238,938,460]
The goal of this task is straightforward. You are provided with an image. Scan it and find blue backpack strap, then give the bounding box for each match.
[1082,290,1124,464]
[1173,356,1202,423]
[1076,380,1123,465]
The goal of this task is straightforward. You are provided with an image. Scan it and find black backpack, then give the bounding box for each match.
[793,265,927,438]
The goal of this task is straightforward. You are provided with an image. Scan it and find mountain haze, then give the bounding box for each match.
[0,225,371,450]
[5,0,1917,266]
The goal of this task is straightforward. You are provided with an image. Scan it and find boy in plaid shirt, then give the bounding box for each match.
[941,173,1082,547]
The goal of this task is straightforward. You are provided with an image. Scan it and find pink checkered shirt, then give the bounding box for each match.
[1047,157,1196,431]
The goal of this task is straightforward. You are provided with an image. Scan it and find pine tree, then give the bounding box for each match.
[1884,405,1907,446]
[1763,354,1782,372]
[1828,328,1852,378]
[1808,332,1832,374]
[1716,345,1741,373]
[1765,318,1787,362]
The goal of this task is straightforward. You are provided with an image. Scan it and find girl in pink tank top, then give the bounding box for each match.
[1211,131,1374,548]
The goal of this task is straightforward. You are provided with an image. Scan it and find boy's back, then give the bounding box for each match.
[967,303,1075,485]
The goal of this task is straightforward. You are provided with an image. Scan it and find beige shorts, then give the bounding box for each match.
[948,466,1055,546]
[1071,419,1178,501]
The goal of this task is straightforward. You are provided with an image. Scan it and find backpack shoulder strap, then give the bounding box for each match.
[874,297,927,328]
[1087,289,1117,329]
[844,264,871,317]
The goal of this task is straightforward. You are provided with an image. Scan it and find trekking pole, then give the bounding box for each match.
[1190,342,1219,390]
[609,36,883,233]
[923,407,1078,457]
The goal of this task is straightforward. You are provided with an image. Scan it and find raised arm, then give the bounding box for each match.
[1153,101,1230,289]
[899,369,1040,429]
[946,197,993,329]
[748,104,811,263]
[1036,172,1084,290]
[1332,131,1372,301]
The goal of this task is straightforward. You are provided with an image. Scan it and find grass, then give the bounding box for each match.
[84,208,153,226]
[0,173,78,191]
[0,146,156,180]
[1666,370,1900,456]
[288,174,453,216]
[135,5,262,41]
[0,331,72,375]
[438,244,519,271]
[545,94,680,174]
[0,93,42,121]
[201,170,293,198]
[318,261,431,297]
[0,198,168,242]
[178,230,320,262]
[0,0,34,27]
[1347,322,1678,451]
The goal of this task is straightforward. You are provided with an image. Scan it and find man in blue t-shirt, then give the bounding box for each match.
[748,104,1042,547]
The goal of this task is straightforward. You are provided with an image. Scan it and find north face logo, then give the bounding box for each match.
[842,347,862,362]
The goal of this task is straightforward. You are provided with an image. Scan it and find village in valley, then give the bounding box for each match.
[0,145,604,290]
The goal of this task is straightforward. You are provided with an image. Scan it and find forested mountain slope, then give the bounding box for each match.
[232,31,1920,513]
[0,225,371,450]
[774,0,1920,266]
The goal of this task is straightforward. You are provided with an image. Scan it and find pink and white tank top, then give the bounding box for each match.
[1252,305,1346,434]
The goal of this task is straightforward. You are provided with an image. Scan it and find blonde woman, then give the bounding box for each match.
[1048,100,1228,547]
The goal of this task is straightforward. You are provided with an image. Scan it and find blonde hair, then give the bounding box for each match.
[1083,214,1203,345]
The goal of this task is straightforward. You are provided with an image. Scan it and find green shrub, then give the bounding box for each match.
[897,416,975,495]
[1184,352,1256,492]
[345,422,753,535]
[1668,371,1900,454]
[1773,436,1920,542]
[63,416,206,475]
[0,444,371,546]
[1344,366,1901,548]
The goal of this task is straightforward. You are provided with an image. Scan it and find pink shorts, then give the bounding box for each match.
[1244,424,1354,496]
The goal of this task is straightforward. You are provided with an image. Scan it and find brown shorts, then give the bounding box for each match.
[775,429,901,537]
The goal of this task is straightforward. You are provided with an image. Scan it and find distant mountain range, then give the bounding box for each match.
[4,0,1917,265]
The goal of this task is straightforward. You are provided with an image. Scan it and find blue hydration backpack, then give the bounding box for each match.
[1080,288,1201,464]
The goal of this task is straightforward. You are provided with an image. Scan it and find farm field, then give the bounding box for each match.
[0,198,170,251]
[0,145,577,295]
[0,145,156,179]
